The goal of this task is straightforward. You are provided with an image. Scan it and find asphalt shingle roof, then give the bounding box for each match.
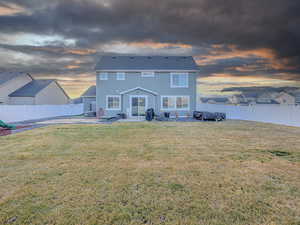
[256,99,280,104]
[200,97,229,103]
[81,85,96,97]
[95,56,199,71]
[0,72,32,85]
[243,92,260,98]
[9,80,55,97]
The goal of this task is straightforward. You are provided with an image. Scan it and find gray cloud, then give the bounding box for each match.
[0,0,299,59]
[0,0,300,96]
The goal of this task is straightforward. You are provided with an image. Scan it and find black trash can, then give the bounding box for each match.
[164,112,170,118]
[117,113,127,119]
[146,108,155,121]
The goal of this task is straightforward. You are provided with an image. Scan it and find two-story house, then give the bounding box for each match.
[95,56,199,118]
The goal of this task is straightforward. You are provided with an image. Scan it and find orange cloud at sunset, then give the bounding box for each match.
[232,65,263,72]
[196,45,296,71]
[32,47,96,56]
[129,40,192,49]
[65,49,97,55]
[0,3,26,16]
[65,60,84,69]
[65,65,81,69]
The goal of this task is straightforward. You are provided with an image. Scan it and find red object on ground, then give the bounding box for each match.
[0,128,11,136]
[0,125,30,136]
[16,125,30,129]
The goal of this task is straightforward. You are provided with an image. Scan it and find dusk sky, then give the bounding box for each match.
[0,0,299,98]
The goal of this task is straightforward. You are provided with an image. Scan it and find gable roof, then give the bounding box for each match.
[71,97,83,104]
[81,85,96,97]
[243,92,260,98]
[0,72,32,85]
[256,99,280,104]
[9,79,55,97]
[120,87,158,95]
[95,56,199,71]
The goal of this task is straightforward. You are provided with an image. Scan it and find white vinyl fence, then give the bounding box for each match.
[197,103,300,127]
[0,104,83,123]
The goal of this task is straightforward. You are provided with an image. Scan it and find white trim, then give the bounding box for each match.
[141,71,155,77]
[170,73,189,88]
[129,95,148,118]
[116,72,125,80]
[106,95,121,110]
[161,95,190,111]
[99,72,108,80]
[120,87,158,95]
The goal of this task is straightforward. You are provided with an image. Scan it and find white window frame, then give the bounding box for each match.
[99,72,108,80]
[129,95,148,117]
[116,72,125,80]
[141,71,155,77]
[106,95,121,110]
[170,73,188,88]
[161,96,176,110]
[161,96,190,111]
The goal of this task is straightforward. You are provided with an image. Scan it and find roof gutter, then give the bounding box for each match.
[95,69,199,72]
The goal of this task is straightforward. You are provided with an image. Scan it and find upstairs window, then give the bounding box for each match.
[116,72,125,80]
[171,73,188,88]
[142,71,155,77]
[99,72,108,80]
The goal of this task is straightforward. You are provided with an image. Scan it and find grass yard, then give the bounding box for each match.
[0,121,300,225]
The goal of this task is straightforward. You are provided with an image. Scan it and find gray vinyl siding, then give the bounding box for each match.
[82,97,96,112]
[96,72,197,117]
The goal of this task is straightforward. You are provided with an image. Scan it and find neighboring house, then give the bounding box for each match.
[294,92,300,105]
[243,92,260,104]
[230,91,295,105]
[95,56,199,117]
[0,72,33,104]
[229,94,256,105]
[9,79,69,105]
[256,92,275,104]
[228,94,250,105]
[256,91,294,105]
[80,85,96,113]
[200,97,231,104]
[70,97,83,104]
[228,94,242,105]
[273,92,295,105]
[255,99,280,104]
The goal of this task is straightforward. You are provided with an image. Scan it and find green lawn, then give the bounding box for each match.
[0,121,300,225]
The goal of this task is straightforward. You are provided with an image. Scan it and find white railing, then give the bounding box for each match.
[0,104,84,123]
[197,103,300,127]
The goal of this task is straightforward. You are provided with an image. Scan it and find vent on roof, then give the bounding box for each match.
[165,57,169,59]
[147,56,152,59]
[130,57,135,59]
[112,56,116,59]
